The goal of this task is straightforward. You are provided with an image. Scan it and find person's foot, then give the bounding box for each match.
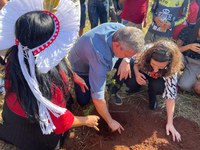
[110,93,123,106]
[149,99,158,110]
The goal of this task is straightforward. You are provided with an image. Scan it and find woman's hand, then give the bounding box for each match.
[85,115,100,131]
[135,72,146,85]
[187,43,200,53]
[73,73,89,93]
[166,123,181,142]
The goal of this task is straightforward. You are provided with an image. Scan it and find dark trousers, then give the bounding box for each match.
[110,59,165,102]
[74,75,91,106]
[88,0,109,29]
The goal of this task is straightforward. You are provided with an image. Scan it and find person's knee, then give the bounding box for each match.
[178,79,193,92]
[193,81,200,95]
[149,82,164,95]
[125,79,140,92]
[74,83,91,106]
[77,96,90,106]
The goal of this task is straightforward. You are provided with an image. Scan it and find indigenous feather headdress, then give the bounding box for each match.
[0,0,80,134]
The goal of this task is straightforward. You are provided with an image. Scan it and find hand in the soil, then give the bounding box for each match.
[166,124,181,142]
[108,119,124,134]
[85,115,100,131]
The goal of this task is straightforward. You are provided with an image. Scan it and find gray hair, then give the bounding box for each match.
[113,26,145,52]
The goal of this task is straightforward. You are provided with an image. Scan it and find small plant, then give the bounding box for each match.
[83,104,94,116]
[107,79,120,96]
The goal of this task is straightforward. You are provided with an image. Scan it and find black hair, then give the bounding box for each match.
[5,11,72,122]
[15,11,55,48]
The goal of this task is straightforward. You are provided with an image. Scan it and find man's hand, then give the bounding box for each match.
[73,73,89,93]
[108,119,124,134]
[117,59,131,81]
[166,123,181,142]
[93,99,124,134]
[135,72,146,85]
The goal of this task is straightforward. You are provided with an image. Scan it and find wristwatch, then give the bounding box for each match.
[123,58,130,63]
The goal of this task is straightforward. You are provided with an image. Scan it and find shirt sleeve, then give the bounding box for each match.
[172,0,190,27]
[177,26,189,43]
[151,0,158,21]
[187,2,199,24]
[51,71,74,134]
[51,110,74,134]
[162,73,178,100]
[89,57,107,100]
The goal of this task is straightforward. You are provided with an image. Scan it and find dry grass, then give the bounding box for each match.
[159,93,200,126]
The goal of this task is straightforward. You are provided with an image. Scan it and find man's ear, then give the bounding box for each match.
[113,41,120,48]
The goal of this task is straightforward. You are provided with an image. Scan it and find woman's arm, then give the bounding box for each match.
[166,99,181,142]
[72,115,100,131]
[163,74,181,142]
[52,110,100,134]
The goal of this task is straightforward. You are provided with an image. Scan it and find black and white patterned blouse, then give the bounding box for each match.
[162,73,178,100]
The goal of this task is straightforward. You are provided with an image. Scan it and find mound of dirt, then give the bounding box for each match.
[64,96,200,150]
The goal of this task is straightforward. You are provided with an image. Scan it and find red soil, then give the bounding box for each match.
[64,97,200,150]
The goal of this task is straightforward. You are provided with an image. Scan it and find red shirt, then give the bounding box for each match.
[121,0,147,24]
[5,67,74,134]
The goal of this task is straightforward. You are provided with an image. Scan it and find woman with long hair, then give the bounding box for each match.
[0,0,99,149]
[110,40,183,142]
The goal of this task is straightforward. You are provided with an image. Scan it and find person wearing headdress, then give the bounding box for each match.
[0,0,99,149]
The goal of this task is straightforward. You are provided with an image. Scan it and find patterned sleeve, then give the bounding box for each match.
[162,73,178,100]
[173,0,190,27]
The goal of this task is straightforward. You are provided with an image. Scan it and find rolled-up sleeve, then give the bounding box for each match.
[89,57,107,100]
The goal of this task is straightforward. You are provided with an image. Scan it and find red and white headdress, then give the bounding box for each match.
[0,0,80,134]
